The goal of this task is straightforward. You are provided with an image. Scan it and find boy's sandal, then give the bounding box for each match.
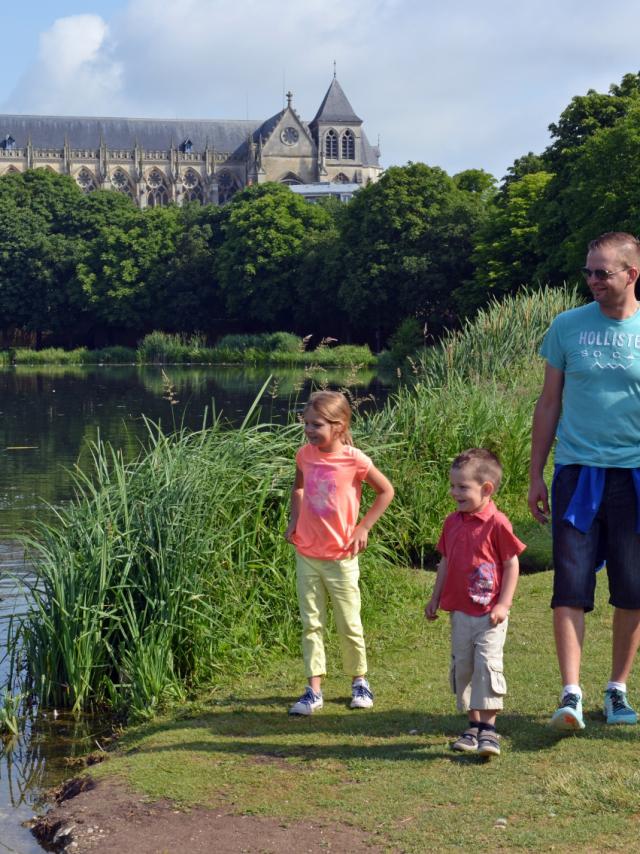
[451,726,479,752]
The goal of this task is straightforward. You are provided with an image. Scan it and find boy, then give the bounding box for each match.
[425,448,525,756]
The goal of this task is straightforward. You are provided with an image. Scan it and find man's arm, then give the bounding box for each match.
[528,363,564,523]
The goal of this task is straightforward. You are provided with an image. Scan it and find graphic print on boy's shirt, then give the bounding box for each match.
[468,561,497,606]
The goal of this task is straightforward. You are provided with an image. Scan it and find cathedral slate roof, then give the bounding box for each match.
[0,115,263,154]
[0,78,380,168]
[311,78,362,124]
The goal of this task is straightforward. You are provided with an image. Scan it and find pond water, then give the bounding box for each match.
[0,363,395,853]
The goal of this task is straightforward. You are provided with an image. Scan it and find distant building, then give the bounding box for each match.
[0,76,381,207]
[289,181,361,203]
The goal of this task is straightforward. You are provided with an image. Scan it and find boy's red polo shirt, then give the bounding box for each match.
[437,501,526,616]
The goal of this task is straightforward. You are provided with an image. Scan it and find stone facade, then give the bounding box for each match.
[0,78,381,206]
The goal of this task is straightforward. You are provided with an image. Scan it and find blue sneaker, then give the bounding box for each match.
[550,692,585,731]
[603,688,638,725]
[289,686,323,716]
[350,678,374,709]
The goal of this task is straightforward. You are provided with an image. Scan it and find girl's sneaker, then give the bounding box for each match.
[350,678,374,709]
[550,692,585,731]
[603,688,638,724]
[289,687,323,716]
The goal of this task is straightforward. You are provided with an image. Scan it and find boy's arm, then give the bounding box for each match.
[347,464,394,555]
[284,466,304,542]
[489,555,520,625]
[425,556,448,620]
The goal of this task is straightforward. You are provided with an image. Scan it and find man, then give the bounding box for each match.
[529,231,640,730]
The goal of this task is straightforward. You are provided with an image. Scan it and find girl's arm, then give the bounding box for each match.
[347,464,394,555]
[490,555,520,625]
[284,466,304,542]
[425,557,448,620]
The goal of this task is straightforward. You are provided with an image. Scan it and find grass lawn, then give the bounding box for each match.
[90,566,640,852]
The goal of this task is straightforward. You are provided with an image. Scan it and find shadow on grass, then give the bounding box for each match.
[124,702,640,769]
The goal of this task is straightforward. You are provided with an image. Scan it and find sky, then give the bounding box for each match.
[2,0,639,181]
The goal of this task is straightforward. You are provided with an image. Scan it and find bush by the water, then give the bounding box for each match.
[10,286,584,719]
[136,330,376,366]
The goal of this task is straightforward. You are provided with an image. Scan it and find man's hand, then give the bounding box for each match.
[284,521,296,543]
[424,597,439,621]
[528,476,550,524]
[489,603,509,625]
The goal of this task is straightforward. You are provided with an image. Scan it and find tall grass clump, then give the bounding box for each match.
[418,286,583,385]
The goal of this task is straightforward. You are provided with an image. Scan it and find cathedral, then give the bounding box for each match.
[0,76,381,206]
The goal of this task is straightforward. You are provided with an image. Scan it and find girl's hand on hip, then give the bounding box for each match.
[347,524,369,556]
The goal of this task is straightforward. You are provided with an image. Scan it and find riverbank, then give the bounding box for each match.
[31,571,640,853]
[0,332,377,368]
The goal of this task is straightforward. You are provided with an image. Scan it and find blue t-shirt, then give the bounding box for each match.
[540,301,640,467]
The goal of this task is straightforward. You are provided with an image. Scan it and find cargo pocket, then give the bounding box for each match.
[488,661,507,696]
[449,658,457,695]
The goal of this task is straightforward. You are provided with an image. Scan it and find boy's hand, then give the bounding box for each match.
[284,521,296,543]
[489,603,509,625]
[424,597,439,620]
[347,524,369,556]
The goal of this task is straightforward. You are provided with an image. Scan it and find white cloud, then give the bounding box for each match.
[5,14,123,115]
[2,0,640,179]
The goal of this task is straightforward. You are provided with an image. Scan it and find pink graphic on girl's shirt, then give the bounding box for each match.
[305,467,337,517]
[468,562,497,606]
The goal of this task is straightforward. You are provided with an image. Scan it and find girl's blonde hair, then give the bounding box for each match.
[303,391,354,445]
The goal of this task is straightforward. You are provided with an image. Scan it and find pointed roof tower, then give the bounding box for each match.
[311,77,362,126]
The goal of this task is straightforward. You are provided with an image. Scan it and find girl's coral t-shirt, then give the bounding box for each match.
[292,443,372,560]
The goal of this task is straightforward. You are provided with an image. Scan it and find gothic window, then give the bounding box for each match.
[146,169,169,207]
[76,168,96,193]
[341,129,355,160]
[182,169,203,203]
[180,138,193,153]
[217,170,238,204]
[325,129,338,159]
[1,135,16,150]
[111,169,134,198]
[279,172,303,185]
[334,173,350,184]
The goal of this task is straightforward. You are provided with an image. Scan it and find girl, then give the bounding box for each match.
[285,391,394,715]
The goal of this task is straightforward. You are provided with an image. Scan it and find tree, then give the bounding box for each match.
[337,163,488,342]
[76,205,182,336]
[459,172,554,314]
[215,183,333,328]
[539,106,640,279]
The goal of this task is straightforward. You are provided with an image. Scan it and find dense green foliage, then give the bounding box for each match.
[2,70,640,350]
[9,286,583,719]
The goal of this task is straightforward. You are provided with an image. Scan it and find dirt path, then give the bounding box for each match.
[30,776,386,853]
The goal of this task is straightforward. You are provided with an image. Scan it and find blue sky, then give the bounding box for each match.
[3,0,638,180]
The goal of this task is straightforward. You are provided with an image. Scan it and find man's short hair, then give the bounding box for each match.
[588,232,640,270]
[451,448,503,491]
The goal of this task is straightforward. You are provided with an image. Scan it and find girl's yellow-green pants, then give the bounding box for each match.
[295,552,368,678]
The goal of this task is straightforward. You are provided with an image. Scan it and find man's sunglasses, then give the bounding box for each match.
[581,267,628,281]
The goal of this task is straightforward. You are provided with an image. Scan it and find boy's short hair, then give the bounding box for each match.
[451,448,502,491]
